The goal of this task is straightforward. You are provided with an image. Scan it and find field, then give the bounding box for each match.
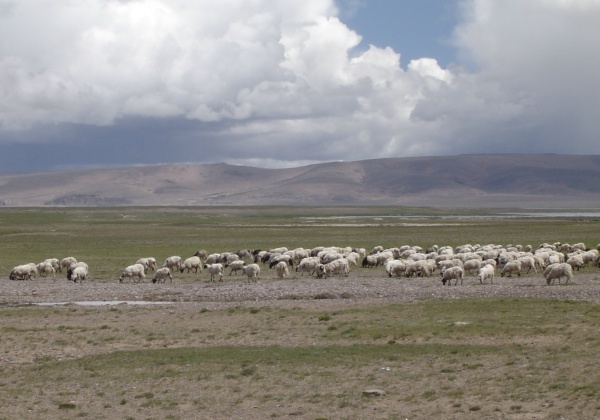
[1,206,600,419]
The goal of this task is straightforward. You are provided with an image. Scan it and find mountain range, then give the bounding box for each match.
[0,154,599,208]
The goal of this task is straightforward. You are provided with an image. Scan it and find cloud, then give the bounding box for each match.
[0,0,599,173]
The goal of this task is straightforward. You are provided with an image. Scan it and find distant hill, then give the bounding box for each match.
[0,154,599,208]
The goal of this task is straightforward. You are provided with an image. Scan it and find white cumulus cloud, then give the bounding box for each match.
[0,0,598,172]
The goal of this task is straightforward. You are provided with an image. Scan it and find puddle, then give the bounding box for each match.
[35,301,175,307]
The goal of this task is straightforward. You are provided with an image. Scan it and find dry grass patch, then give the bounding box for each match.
[0,299,599,418]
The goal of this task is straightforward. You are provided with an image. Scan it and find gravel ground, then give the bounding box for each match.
[3,270,600,309]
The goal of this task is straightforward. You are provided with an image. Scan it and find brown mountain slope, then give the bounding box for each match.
[0,154,599,208]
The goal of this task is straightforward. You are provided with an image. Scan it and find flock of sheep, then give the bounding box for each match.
[7,241,599,286]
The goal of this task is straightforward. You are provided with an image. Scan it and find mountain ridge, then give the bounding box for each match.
[0,154,599,208]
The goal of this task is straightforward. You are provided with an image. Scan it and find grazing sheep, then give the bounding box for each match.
[405,260,431,278]
[36,261,56,278]
[463,258,482,276]
[344,252,360,266]
[544,263,573,285]
[225,254,240,265]
[374,251,394,266]
[205,253,221,265]
[547,253,564,265]
[152,267,173,283]
[217,252,233,264]
[477,264,495,284]
[204,263,224,282]
[362,255,378,268]
[43,258,61,272]
[441,266,464,286]
[275,261,289,278]
[194,249,208,259]
[136,257,157,272]
[370,246,384,255]
[241,264,260,282]
[316,259,349,278]
[566,254,584,271]
[385,260,406,278]
[180,256,202,274]
[296,257,320,276]
[119,263,146,283]
[268,254,294,269]
[9,264,37,281]
[319,252,343,264]
[438,259,464,272]
[60,257,77,272]
[581,250,598,267]
[269,247,288,254]
[69,265,88,283]
[235,249,253,260]
[64,262,88,282]
[226,260,245,275]
[500,260,522,278]
[518,256,537,274]
[570,242,586,253]
[163,256,182,271]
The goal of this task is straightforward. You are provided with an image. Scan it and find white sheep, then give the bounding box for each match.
[566,254,584,271]
[43,258,61,272]
[374,251,394,266]
[136,257,157,272]
[205,253,221,264]
[9,264,37,281]
[385,260,406,278]
[296,257,320,276]
[544,263,573,285]
[438,259,464,271]
[180,256,203,274]
[70,265,88,283]
[242,264,260,282]
[477,264,495,284]
[152,267,173,283]
[362,254,378,268]
[119,263,146,283]
[581,250,598,266]
[194,249,208,259]
[275,261,289,278]
[441,266,464,286]
[36,261,56,278]
[518,256,537,274]
[204,263,224,282]
[269,254,294,269]
[405,260,431,278]
[316,259,349,278]
[269,247,288,254]
[60,257,77,272]
[67,261,89,283]
[463,259,482,276]
[344,252,360,266]
[226,260,245,275]
[482,258,497,269]
[162,256,182,271]
[500,260,522,278]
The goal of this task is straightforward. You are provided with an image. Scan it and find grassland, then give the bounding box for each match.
[1,206,600,278]
[1,206,600,419]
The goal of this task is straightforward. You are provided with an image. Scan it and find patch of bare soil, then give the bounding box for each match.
[1,269,600,419]
[2,268,600,307]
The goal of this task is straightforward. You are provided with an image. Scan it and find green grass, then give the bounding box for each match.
[1,206,600,279]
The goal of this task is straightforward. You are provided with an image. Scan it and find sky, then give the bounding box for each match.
[1,0,599,174]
